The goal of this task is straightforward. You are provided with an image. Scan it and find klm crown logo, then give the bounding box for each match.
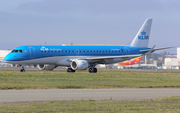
[141,31,146,35]
[138,31,149,40]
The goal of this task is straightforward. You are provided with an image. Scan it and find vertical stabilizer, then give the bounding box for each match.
[130,19,152,47]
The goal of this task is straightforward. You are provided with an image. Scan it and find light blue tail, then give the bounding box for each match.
[130,19,152,48]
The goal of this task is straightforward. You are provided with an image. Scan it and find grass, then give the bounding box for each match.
[1,69,180,112]
[155,95,180,101]
[0,70,180,89]
[1,96,180,112]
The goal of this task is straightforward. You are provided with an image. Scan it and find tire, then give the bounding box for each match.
[20,69,25,72]
[72,69,76,72]
[93,68,97,73]
[92,68,97,73]
[89,68,97,73]
[89,68,92,73]
[67,68,76,73]
[67,68,71,72]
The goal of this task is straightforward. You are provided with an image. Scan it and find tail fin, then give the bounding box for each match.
[130,18,152,48]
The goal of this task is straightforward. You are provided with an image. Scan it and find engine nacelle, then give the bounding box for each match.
[70,60,89,70]
[37,64,57,71]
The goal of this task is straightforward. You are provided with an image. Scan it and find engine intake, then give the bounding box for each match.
[37,64,57,70]
[71,60,89,70]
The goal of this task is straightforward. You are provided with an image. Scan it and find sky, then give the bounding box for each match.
[0,0,179,53]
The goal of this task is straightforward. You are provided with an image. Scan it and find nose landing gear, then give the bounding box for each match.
[20,66,25,72]
[67,67,76,73]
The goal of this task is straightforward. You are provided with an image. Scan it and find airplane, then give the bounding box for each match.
[3,18,173,73]
[116,56,142,66]
[97,56,142,68]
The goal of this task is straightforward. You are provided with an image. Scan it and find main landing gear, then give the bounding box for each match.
[20,66,25,72]
[89,67,97,73]
[67,68,76,73]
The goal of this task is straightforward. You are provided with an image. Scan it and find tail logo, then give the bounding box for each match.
[138,31,149,40]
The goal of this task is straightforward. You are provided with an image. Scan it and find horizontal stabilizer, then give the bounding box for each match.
[140,46,175,53]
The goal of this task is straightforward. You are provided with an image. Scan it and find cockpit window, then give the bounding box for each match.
[11,49,23,53]
[12,50,18,53]
[19,50,23,53]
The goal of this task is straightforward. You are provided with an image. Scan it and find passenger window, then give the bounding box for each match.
[41,51,43,53]
[84,51,86,53]
[109,51,111,53]
[87,51,89,53]
[55,51,57,53]
[80,51,82,53]
[119,50,121,52]
[100,51,101,53]
[62,51,64,53]
[66,51,67,53]
[52,51,53,53]
[122,49,124,52]
[59,51,61,53]
[94,51,96,53]
[69,51,71,53]
[97,51,99,53]
[115,51,117,53]
[45,51,46,53]
[48,51,50,53]
[91,51,92,53]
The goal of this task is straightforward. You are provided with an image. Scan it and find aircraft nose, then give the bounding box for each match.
[4,56,10,63]
[3,54,15,63]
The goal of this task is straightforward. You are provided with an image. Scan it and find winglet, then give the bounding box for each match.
[145,45,156,55]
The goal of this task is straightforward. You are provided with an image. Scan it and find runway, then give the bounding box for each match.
[0,88,180,102]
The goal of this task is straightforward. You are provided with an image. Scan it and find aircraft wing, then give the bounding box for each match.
[85,54,142,60]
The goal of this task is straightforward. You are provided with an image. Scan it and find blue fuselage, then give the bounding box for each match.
[4,45,148,66]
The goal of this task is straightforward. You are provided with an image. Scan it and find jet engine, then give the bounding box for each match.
[37,64,57,71]
[70,60,89,70]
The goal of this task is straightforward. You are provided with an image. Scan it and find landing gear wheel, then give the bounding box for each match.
[89,68,92,73]
[89,68,97,73]
[20,66,25,72]
[92,68,97,73]
[67,68,76,73]
[20,69,25,72]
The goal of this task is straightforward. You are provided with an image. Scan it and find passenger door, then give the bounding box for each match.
[124,47,130,55]
[29,46,35,58]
